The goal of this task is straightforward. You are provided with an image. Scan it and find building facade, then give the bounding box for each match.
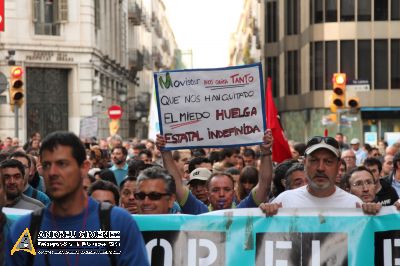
[232,0,400,144]
[0,0,178,142]
[262,0,400,143]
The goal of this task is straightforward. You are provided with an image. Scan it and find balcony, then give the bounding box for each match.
[143,49,152,70]
[128,0,142,26]
[161,39,170,52]
[152,17,162,38]
[128,49,144,71]
[152,50,164,69]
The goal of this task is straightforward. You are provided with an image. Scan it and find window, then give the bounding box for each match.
[95,0,101,30]
[266,1,278,42]
[340,0,355,21]
[374,40,388,89]
[267,57,279,97]
[375,0,388,20]
[340,41,355,81]
[285,50,300,95]
[314,0,323,23]
[392,0,400,20]
[358,0,371,21]
[358,40,372,83]
[314,42,324,90]
[391,40,400,89]
[33,0,68,35]
[286,0,299,35]
[326,0,337,22]
[325,41,337,90]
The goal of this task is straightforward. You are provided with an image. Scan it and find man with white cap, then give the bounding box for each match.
[350,138,367,165]
[260,136,381,215]
[188,168,211,205]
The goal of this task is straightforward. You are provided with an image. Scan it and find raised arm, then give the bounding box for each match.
[251,129,273,205]
[155,134,189,202]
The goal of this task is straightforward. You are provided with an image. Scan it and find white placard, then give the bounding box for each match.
[154,64,266,150]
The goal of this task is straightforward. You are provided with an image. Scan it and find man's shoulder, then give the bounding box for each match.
[16,195,45,210]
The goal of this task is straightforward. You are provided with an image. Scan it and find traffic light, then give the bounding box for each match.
[347,96,360,110]
[9,66,24,111]
[330,73,346,109]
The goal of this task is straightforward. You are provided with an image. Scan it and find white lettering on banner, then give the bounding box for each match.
[146,239,172,266]
[384,239,400,266]
[265,241,292,266]
[257,233,348,266]
[311,241,320,266]
[188,239,217,266]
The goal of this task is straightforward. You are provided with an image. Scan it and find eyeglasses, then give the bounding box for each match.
[306,136,340,149]
[134,192,170,201]
[342,156,356,160]
[351,179,376,188]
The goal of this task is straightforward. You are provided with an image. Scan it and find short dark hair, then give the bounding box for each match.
[220,148,240,159]
[98,169,118,186]
[88,180,120,204]
[128,159,146,178]
[273,159,298,197]
[40,131,86,166]
[344,166,375,189]
[8,151,31,168]
[393,151,400,170]
[0,159,25,177]
[293,143,306,157]
[119,175,137,190]
[138,149,153,159]
[137,167,176,195]
[111,146,128,156]
[363,157,382,173]
[188,157,211,173]
[243,148,256,159]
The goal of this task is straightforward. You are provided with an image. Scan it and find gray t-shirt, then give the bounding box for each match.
[9,194,45,211]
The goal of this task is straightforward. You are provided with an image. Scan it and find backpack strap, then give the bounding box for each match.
[98,202,116,266]
[31,188,38,200]
[27,207,45,266]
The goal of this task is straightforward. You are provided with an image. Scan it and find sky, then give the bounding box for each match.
[164,0,244,69]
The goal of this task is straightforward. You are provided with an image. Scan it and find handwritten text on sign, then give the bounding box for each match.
[154,64,265,149]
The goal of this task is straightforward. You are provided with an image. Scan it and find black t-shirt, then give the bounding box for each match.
[375,178,399,206]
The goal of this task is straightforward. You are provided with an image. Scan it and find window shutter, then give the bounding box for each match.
[32,0,39,22]
[95,0,101,29]
[56,0,68,23]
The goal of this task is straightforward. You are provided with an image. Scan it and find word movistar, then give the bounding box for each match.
[159,72,200,89]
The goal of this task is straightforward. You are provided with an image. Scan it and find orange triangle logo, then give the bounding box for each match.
[10,228,36,256]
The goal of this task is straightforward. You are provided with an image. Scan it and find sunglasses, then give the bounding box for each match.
[134,191,170,201]
[306,136,339,149]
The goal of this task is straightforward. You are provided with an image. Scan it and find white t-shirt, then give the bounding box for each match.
[272,185,362,208]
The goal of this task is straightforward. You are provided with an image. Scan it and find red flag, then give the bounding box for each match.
[266,78,292,163]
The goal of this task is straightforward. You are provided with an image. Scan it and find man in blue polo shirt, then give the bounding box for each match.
[109,146,128,186]
[156,130,273,214]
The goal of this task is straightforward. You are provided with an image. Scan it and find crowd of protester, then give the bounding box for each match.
[1,130,400,264]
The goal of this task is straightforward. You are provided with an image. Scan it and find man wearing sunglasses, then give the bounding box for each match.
[156,130,273,214]
[260,136,382,215]
[135,167,177,214]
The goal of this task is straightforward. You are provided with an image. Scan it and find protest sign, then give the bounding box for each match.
[6,207,400,265]
[154,63,266,150]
